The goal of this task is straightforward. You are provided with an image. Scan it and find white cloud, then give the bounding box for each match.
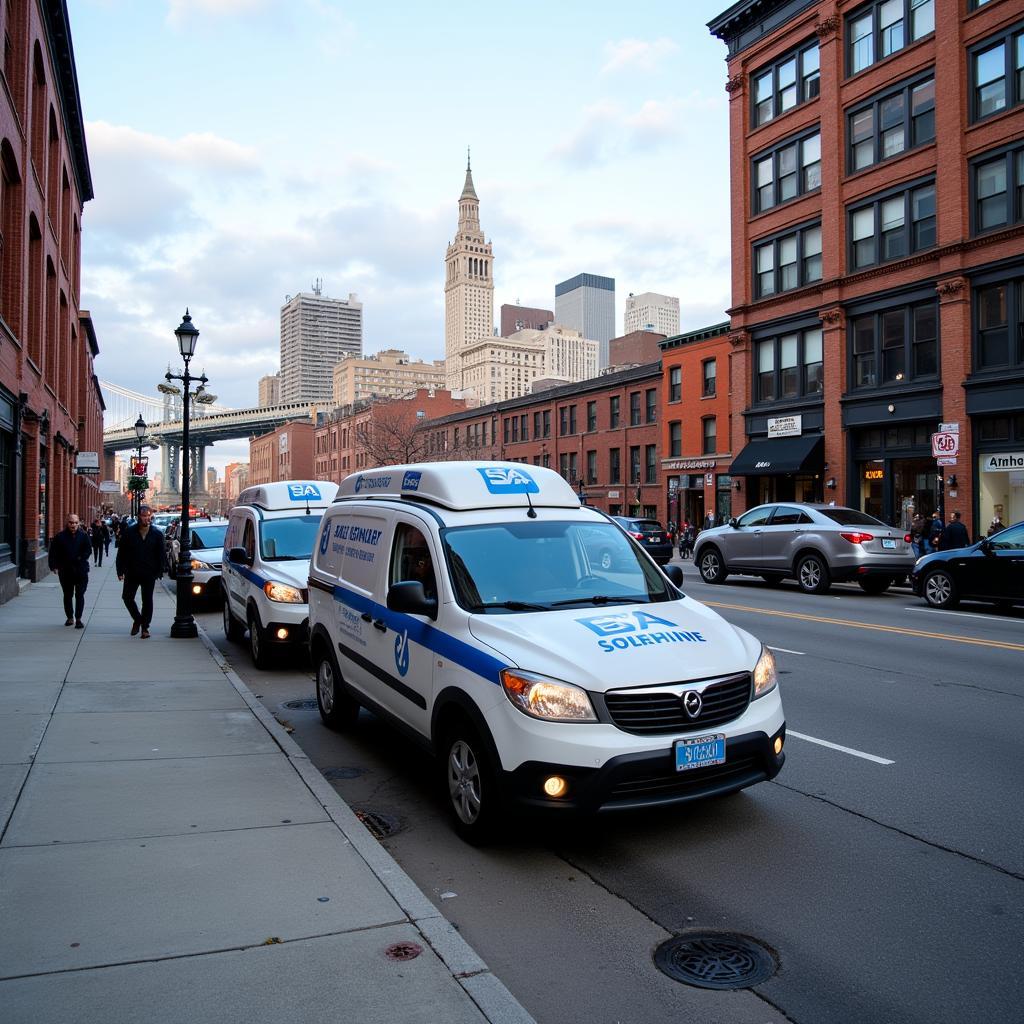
[166,0,270,27]
[602,37,678,74]
[87,121,260,173]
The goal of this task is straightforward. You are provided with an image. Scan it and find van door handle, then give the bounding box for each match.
[373,619,387,632]
[361,612,373,623]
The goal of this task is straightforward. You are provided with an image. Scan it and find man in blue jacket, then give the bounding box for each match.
[48,513,92,628]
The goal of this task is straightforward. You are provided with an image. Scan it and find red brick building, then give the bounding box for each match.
[0,0,96,602]
[608,330,667,367]
[708,0,1024,534]
[659,323,734,529]
[249,421,314,485]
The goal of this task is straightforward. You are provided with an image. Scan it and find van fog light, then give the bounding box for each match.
[275,627,289,640]
[774,736,784,755]
[543,776,568,798]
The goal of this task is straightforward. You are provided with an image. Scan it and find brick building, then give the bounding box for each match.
[0,0,97,603]
[608,330,667,368]
[659,323,734,529]
[248,421,314,485]
[708,0,1024,534]
[499,303,553,336]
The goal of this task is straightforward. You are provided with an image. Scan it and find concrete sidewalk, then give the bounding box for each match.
[0,561,533,1024]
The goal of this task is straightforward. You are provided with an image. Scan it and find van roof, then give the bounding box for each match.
[335,461,581,512]
[236,480,338,511]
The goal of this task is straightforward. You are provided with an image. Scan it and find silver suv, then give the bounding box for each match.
[693,503,915,595]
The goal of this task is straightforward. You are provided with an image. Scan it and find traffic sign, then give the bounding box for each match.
[931,432,959,457]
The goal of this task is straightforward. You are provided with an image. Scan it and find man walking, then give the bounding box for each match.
[116,504,165,638]
[48,513,92,628]
[941,510,970,550]
[90,517,109,566]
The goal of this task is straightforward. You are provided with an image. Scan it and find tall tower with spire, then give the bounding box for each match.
[444,151,494,395]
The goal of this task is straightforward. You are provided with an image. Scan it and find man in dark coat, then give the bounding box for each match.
[940,511,970,550]
[90,518,109,566]
[926,512,945,553]
[48,513,92,628]
[115,504,165,639]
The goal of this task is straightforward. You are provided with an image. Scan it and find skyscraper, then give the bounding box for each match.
[624,292,680,337]
[554,273,615,369]
[279,284,362,405]
[445,154,494,395]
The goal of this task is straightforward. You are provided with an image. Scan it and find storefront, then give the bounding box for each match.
[973,415,1024,531]
[662,459,720,527]
[729,430,825,507]
[848,423,938,527]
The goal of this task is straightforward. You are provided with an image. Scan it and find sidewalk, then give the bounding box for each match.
[0,560,533,1024]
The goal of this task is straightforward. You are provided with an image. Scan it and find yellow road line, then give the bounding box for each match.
[702,600,1024,653]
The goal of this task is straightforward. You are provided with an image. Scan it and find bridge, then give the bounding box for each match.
[101,381,316,504]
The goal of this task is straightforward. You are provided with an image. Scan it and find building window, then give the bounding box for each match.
[668,366,681,402]
[586,400,596,432]
[848,0,934,76]
[848,74,935,173]
[587,449,597,485]
[752,130,821,213]
[669,422,682,458]
[702,359,717,397]
[520,414,528,441]
[629,391,641,426]
[645,388,657,423]
[849,181,935,270]
[850,301,939,388]
[542,409,551,437]
[609,447,621,483]
[533,411,541,438]
[752,40,820,128]
[609,395,620,428]
[702,417,717,455]
[976,279,1024,370]
[756,327,824,403]
[971,26,1024,122]
[754,222,822,298]
[645,444,657,484]
[629,445,641,484]
[973,144,1024,233]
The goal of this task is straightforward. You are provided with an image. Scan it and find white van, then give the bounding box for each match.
[308,462,785,841]
[222,480,339,668]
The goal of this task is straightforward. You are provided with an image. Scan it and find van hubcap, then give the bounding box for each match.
[318,660,334,714]
[925,573,950,604]
[448,740,482,824]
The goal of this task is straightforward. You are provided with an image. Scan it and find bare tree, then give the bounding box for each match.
[354,399,433,466]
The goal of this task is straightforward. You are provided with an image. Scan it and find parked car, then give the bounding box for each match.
[911,520,1024,609]
[694,503,915,595]
[170,518,229,604]
[612,516,674,565]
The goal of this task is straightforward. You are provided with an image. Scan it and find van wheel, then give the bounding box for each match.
[248,608,273,669]
[440,719,503,845]
[223,598,244,643]
[858,576,892,595]
[315,647,358,730]
[796,554,831,594]
[698,547,728,584]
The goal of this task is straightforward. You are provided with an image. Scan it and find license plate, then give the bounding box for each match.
[882,538,896,549]
[675,734,726,772]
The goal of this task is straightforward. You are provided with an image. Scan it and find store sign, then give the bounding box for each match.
[864,468,884,481]
[767,415,802,438]
[75,451,99,470]
[99,480,121,493]
[662,458,717,471]
[982,452,1024,472]
[608,490,620,498]
[705,473,715,487]
[931,432,959,457]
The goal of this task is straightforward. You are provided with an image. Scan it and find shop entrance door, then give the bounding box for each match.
[892,458,936,528]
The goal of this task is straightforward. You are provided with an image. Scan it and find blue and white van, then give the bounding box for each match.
[222,480,338,668]
[307,462,785,841]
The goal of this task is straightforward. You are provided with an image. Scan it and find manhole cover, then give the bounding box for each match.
[323,767,367,781]
[384,942,422,962]
[355,810,401,839]
[280,698,319,711]
[654,932,776,990]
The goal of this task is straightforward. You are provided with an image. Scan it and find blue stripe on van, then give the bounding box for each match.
[330,583,508,685]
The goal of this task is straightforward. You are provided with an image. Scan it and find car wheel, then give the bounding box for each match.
[923,569,959,609]
[248,608,273,669]
[314,646,358,730]
[858,576,892,596]
[698,547,728,585]
[599,549,613,571]
[796,553,831,594]
[222,597,244,642]
[440,717,503,845]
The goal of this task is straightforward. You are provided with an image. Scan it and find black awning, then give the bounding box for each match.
[729,434,824,476]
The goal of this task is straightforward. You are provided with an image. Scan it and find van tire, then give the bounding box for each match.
[439,717,503,845]
[223,598,244,643]
[314,646,358,730]
[248,608,273,670]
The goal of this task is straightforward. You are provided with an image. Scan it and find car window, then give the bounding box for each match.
[259,515,322,561]
[768,506,808,526]
[242,519,256,560]
[192,525,227,550]
[635,520,664,536]
[819,508,885,526]
[989,524,1024,550]
[737,507,773,527]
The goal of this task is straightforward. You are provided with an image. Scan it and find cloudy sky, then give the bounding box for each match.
[71,0,734,470]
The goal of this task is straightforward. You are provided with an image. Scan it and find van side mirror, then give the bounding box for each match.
[729,517,738,528]
[387,580,438,619]
[663,564,684,587]
[228,546,251,566]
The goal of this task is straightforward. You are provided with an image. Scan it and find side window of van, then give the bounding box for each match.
[391,524,437,600]
[243,519,256,561]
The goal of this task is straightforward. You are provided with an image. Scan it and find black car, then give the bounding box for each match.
[911,520,1024,609]
[612,516,674,566]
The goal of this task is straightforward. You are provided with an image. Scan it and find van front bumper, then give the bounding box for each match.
[264,617,309,645]
[501,726,785,814]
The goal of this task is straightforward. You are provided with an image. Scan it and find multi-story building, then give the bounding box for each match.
[0,1,98,602]
[500,303,553,336]
[279,285,362,405]
[708,0,1024,534]
[225,462,249,502]
[459,325,600,403]
[257,372,280,407]
[331,349,446,406]
[555,273,616,369]
[248,421,314,485]
[608,330,668,368]
[445,157,494,395]
[624,292,681,337]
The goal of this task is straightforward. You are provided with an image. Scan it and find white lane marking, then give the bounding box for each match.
[787,730,895,765]
[768,645,805,655]
[909,607,1023,625]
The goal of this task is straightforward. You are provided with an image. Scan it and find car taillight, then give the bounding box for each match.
[629,531,644,541]
[840,532,874,544]
[904,533,912,543]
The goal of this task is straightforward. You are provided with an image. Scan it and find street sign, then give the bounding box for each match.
[936,456,957,466]
[931,432,959,457]
[939,422,960,433]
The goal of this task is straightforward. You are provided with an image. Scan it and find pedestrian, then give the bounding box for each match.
[90,517,109,566]
[927,512,945,553]
[941,510,970,550]
[666,520,676,548]
[704,510,715,532]
[910,513,925,557]
[103,518,112,557]
[115,504,165,639]
[987,515,1005,537]
[48,513,92,628]
[680,521,695,560]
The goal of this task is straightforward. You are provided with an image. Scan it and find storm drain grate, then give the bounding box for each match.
[322,766,367,781]
[280,698,319,711]
[355,810,401,840]
[654,932,776,990]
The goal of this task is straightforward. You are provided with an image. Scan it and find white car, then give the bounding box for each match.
[222,481,339,668]
[173,518,229,604]
[308,462,785,842]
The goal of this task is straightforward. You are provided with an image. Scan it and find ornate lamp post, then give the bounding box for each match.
[132,414,146,518]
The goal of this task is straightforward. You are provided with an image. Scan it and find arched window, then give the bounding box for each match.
[60,166,70,267]
[30,42,44,180]
[0,138,22,334]
[44,255,56,389]
[4,0,28,122]
[58,288,68,408]
[26,212,40,366]
[46,106,59,228]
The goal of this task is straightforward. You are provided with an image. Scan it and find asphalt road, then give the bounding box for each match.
[194,568,1024,1024]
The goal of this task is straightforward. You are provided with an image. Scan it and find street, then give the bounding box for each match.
[196,569,1024,1024]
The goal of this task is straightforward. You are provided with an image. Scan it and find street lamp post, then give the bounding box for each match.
[133,414,146,518]
[166,310,205,639]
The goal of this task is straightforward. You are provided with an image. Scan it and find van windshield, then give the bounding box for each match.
[442,520,675,614]
[260,515,322,560]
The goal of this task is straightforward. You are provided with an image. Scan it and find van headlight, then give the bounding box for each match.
[264,581,304,604]
[191,559,212,571]
[500,669,597,722]
[752,647,778,699]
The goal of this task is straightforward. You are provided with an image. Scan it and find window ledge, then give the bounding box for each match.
[967,102,1024,134]
[846,31,935,86]
[750,187,822,223]
[843,140,936,186]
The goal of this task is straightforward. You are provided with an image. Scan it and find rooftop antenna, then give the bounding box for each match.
[312,278,322,297]
[525,488,537,519]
